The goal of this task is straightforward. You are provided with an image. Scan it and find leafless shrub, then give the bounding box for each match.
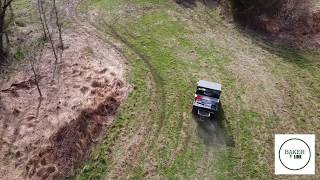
[28,40,45,98]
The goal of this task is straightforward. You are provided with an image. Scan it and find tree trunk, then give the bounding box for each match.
[53,0,63,49]
[31,63,42,97]
[39,1,58,64]
[37,0,47,40]
[0,12,6,64]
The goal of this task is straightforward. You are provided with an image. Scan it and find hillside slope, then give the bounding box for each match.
[0,0,129,179]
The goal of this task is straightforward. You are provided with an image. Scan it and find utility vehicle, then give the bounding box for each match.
[192,80,222,119]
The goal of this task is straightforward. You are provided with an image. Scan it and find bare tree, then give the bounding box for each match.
[29,41,45,98]
[0,0,14,65]
[30,60,42,97]
[37,0,47,40]
[27,41,45,117]
[52,0,63,49]
[37,0,58,64]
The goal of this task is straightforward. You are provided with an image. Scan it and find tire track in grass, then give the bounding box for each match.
[99,18,197,178]
[74,0,166,140]
[73,0,167,143]
[100,21,179,178]
[71,0,127,62]
[71,1,168,177]
[98,21,169,178]
[100,20,167,142]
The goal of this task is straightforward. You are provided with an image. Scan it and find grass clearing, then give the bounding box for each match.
[74,0,320,179]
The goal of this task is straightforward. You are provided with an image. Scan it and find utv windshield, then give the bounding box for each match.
[196,87,220,99]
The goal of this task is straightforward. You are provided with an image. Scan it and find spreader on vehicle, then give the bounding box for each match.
[192,80,222,119]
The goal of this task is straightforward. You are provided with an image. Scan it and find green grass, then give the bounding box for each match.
[74,0,320,179]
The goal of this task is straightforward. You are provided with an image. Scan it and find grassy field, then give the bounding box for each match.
[72,0,320,179]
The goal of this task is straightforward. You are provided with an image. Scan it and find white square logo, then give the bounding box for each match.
[275,134,315,175]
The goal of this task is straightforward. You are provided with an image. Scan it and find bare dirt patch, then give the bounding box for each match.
[0,25,128,179]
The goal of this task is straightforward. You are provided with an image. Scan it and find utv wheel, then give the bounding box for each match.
[209,114,215,121]
[192,107,197,114]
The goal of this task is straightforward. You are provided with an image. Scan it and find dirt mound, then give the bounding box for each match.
[26,94,121,179]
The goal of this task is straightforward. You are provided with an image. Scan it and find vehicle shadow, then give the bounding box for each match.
[193,103,235,148]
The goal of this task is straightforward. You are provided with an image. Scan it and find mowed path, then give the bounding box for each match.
[74,1,320,179]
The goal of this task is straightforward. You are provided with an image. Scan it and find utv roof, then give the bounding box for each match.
[197,80,222,91]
